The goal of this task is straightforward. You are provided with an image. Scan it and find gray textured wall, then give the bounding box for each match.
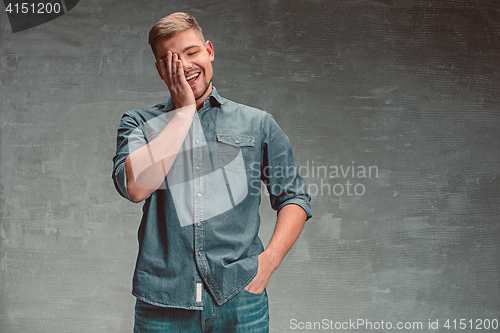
[1,0,499,332]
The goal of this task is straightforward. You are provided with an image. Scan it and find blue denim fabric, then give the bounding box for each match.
[112,87,312,310]
[134,286,269,332]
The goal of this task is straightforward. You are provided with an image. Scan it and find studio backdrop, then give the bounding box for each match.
[0,0,499,332]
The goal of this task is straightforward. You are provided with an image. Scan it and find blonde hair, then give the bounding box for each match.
[149,12,204,58]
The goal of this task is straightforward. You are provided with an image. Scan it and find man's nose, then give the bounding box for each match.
[179,56,192,71]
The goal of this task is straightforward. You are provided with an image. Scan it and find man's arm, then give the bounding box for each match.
[244,203,307,294]
[125,104,195,202]
[126,53,196,202]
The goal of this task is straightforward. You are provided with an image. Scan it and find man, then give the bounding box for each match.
[112,12,311,332]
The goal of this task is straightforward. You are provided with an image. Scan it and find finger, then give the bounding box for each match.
[158,59,167,80]
[176,59,185,82]
[171,53,179,78]
[166,51,173,81]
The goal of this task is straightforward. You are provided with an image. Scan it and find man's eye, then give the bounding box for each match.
[188,51,197,56]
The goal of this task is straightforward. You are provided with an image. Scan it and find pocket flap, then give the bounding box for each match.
[216,134,255,148]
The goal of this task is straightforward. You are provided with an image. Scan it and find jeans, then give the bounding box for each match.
[134,286,269,333]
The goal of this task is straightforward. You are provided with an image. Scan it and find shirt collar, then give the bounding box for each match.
[209,86,224,106]
[163,86,224,112]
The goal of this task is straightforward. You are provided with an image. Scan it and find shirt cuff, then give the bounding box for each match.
[276,195,312,221]
[113,162,134,202]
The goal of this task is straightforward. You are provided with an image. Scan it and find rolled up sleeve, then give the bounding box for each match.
[260,113,312,220]
[112,112,147,202]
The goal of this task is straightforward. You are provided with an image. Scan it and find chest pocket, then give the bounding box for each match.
[216,134,255,172]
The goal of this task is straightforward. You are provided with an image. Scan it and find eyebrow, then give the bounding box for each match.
[182,45,200,53]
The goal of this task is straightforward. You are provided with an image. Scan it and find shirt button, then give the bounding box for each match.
[197,222,202,227]
[195,139,199,144]
[196,193,201,198]
[235,139,240,144]
[195,166,200,171]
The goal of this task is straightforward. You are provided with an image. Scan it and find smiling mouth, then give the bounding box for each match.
[186,72,200,83]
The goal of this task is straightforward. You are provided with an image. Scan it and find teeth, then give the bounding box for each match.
[186,73,200,81]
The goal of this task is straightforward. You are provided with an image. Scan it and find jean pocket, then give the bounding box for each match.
[241,287,266,297]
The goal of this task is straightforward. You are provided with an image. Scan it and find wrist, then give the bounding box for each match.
[261,248,282,271]
[174,104,197,118]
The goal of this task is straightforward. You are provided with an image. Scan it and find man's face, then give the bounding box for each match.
[155,29,215,103]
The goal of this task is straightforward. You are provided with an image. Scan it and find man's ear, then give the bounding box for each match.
[206,41,215,61]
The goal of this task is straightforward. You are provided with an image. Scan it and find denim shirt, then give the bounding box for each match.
[112,87,312,310]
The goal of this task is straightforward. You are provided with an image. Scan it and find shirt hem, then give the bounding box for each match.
[133,292,203,311]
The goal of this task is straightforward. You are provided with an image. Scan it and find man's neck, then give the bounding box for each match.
[195,85,213,111]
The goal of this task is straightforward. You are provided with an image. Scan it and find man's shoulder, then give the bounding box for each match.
[218,96,268,121]
[214,96,270,135]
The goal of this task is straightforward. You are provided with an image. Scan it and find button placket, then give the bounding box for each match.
[193,116,204,226]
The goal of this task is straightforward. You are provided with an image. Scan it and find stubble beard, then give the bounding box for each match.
[195,78,213,101]
[192,67,213,101]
